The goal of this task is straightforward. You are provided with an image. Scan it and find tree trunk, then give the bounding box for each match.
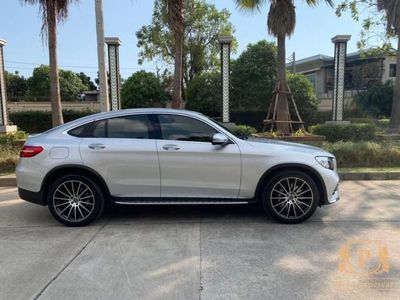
[171,31,183,108]
[47,2,63,126]
[389,36,400,131]
[276,34,290,134]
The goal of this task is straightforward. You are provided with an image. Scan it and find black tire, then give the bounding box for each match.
[262,170,319,224]
[47,174,105,227]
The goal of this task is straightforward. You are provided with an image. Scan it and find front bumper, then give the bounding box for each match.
[328,184,340,204]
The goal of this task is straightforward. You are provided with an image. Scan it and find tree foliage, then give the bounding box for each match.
[287,72,320,124]
[77,72,97,91]
[336,0,394,54]
[5,71,28,99]
[26,65,88,101]
[136,0,236,84]
[354,80,393,117]
[121,71,167,108]
[231,40,277,109]
[186,72,221,116]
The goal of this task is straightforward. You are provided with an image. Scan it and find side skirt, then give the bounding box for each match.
[110,197,255,205]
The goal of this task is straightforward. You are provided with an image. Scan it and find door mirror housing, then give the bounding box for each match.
[212,133,230,145]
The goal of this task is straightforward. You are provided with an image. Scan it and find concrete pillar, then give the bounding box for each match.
[0,39,16,133]
[105,37,121,111]
[219,36,233,123]
[331,35,351,122]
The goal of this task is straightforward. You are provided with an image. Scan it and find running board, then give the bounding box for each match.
[113,199,250,205]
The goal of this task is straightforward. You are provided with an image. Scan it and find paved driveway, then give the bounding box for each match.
[0,181,399,300]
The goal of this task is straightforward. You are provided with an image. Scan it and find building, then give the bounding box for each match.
[288,52,397,111]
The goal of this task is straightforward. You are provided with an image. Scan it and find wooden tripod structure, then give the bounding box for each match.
[263,81,305,134]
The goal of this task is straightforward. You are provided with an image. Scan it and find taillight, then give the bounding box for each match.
[20,146,44,158]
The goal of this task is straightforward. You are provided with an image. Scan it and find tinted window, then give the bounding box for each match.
[68,124,87,137]
[68,114,150,139]
[108,115,149,139]
[92,120,106,138]
[158,114,217,142]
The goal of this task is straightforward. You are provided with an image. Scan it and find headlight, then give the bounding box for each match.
[315,156,336,170]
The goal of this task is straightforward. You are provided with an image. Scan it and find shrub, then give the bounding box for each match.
[309,123,376,142]
[376,118,390,128]
[353,81,393,118]
[9,110,92,133]
[287,73,320,125]
[322,142,400,168]
[0,131,28,145]
[231,125,256,138]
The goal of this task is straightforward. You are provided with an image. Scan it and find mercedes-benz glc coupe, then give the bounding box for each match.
[16,109,339,226]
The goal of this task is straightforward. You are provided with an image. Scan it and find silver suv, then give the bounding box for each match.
[16,109,339,226]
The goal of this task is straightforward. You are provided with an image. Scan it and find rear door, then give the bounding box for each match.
[155,114,241,199]
[77,114,160,197]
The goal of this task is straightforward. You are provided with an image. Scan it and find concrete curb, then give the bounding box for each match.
[1,172,400,187]
[339,172,400,181]
[0,176,17,187]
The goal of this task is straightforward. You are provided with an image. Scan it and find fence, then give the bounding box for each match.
[7,101,100,113]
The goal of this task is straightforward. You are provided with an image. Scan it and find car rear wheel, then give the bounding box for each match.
[47,175,105,227]
[262,170,319,223]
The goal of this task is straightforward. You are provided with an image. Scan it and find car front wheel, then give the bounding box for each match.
[262,170,319,223]
[47,174,105,227]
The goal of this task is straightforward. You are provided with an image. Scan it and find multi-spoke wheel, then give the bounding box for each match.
[47,175,104,226]
[262,171,319,223]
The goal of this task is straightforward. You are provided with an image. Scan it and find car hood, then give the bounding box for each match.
[246,138,333,157]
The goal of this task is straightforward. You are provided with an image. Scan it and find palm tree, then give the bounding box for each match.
[235,0,333,133]
[377,0,400,131]
[167,0,184,109]
[22,0,78,126]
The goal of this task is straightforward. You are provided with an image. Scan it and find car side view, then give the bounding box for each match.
[16,108,340,226]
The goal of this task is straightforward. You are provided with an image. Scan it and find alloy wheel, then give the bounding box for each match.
[52,180,95,223]
[270,177,314,220]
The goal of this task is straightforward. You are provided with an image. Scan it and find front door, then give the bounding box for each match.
[155,114,241,199]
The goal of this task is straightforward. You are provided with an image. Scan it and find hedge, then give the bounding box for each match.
[9,110,93,133]
[322,142,400,168]
[309,123,376,142]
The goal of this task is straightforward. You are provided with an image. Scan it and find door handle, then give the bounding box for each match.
[162,144,180,151]
[88,143,106,150]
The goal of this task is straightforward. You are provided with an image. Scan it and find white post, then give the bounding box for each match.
[219,36,232,123]
[95,0,109,112]
[331,35,351,122]
[0,39,17,133]
[105,37,121,111]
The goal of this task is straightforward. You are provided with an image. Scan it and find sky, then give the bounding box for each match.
[0,0,368,79]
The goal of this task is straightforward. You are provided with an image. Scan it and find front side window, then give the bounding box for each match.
[68,114,150,139]
[158,114,217,142]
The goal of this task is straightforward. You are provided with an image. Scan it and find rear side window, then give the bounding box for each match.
[68,114,150,139]
[68,123,93,137]
[108,115,149,139]
[158,114,217,142]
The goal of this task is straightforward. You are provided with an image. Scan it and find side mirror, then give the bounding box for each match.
[212,133,229,145]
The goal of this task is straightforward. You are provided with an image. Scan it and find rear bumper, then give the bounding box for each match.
[18,188,46,206]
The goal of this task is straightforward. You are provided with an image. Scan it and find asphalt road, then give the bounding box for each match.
[0,181,399,300]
